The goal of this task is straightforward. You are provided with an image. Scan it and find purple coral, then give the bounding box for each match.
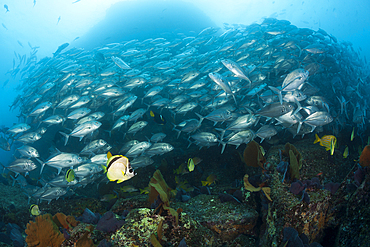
[283,227,323,247]
[96,211,125,233]
[324,182,341,195]
[289,180,310,203]
[290,181,305,195]
[304,177,322,189]
[76,208,101,224]
[354,166,366,186]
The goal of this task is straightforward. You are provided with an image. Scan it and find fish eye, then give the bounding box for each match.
[129,169,133,173]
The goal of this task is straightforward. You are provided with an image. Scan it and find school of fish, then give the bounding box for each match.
[0,17,368,204]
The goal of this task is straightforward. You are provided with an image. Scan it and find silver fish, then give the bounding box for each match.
[15,132,42,144]
[256,125,277,143]
[7,123,31,135]
[219,129,254,154]
[119,140,140,154]
[59,120,102,145]
[28,101,52,117]
[47,175,78,187]
[39,187,67,204]
[80,139,107,155]
[127,121,148,135]
[130,156,154,168]
[208,72,237,105]
[145,143,174,157]
[221,59,251,84]
[256,102,294,118]
[74,163,103,178]
[111,56,131,69]
[6,159,37,176]
[125,141,152,157]
[67,108,91,120]
[149,133,166,143]
[37,152,83,174]
[16,145,39,158]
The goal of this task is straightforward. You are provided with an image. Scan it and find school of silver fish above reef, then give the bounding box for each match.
[1,17,368,204]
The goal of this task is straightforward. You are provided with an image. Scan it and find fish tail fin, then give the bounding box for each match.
[314,134,320,144]
[113,190,119,198]
[59,131,69,146]
[9,174,16,187]
[296,121,303,134]
[36,158,45,174]
[232,94,238,106]
[201,181,207,186]
[104,129,112,137]
[195,113,204,126]
[268,86,282,105]
[292,98,302,115]
[219,140,227,154]
[101,164,107,173]
[175,129,181,139]
[215,128,225,140]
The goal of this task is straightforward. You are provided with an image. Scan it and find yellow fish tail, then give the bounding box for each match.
[201,181,208,186]
[101,165,107,173]
[314,134,321,144]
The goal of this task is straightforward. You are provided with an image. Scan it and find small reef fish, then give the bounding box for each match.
[187,158,195,172]
[65,169,75,182]
[150,110,166,125]
[351,127,355,141]
[119,185,138,193]
[30,204,41,216]
[102,152,136,183]
[330,138,335,155]
[173,163,187,175]
[139,187,150,194]
[343,146,349,158]
[314,134,337,152]
[175,176,193,192]
[201,174,217,186]
[100,192,118,202]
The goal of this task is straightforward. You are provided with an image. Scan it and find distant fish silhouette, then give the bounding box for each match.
[53,42,69,57]
[4,4,9,13]
[72,0,82,3]
[57,16,61,25]
[17,40,23,48]
[2,23,8,30]
[33,0,36,7]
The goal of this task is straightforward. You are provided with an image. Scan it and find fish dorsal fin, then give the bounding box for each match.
[150,111,155,117]
[107,152,112,159]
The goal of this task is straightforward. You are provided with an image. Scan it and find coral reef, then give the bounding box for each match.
[243,140,266,169]
[96,211,124,233]
[148,170,172,206]
[259,140,340,246]
[174,194,259,243]
[25,214,65,247]
[53,212,79,230]
[359,145,370,167]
